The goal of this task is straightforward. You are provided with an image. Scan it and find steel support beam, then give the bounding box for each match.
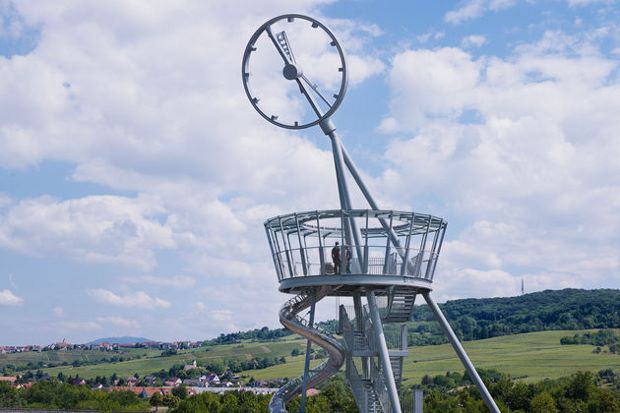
[422,293,500,413]
[322,118,364,266]
[352,291,369,378]
[367,290,402,413]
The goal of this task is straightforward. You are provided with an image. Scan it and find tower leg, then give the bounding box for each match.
[422,293,500,413]
[299,292,316,413]
[367,291,402,413]
[353,291,369,378]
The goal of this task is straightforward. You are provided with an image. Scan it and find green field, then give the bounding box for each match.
[0,348,161,369]
[243,330,620,383]
[5,330,620,384]
[30,340,306,379]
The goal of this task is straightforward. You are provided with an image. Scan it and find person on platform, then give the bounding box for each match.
[331,242,341,275]
[344,245,352,273]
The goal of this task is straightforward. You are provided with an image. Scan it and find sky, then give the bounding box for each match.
[0,0,618,346]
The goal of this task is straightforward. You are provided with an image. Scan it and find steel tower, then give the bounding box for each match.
[242,14,501,413]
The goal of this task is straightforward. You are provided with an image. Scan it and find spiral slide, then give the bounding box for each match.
[269,287,345,413]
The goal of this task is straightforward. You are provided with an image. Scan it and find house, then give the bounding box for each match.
[126,377,139,387]
[163,377,181,387]
[98,342,113,351]
[182,378,203,387]
[206,373,220,385]
[91,383,104,390]
[306,388,321,397]
[142,375,157,386]
[56,339,71,351]
[72,378,86,386]
[183,360,198,371]
[0,376,17,386]
[110,386,164,398]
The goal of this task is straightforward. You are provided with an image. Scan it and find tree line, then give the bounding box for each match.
[383,288,620,346]
[0,381,148,412]
[3,368,619,412]
[167,368,620,413]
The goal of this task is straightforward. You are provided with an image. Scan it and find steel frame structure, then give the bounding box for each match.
[242,14,500,413]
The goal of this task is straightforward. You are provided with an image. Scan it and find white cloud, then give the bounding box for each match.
[96,316,138,328]
[0,3,389,306]
[0,195,175,271]
[445,0,517,24]
[383,48,482,130]
[121,275,196,288]
[348,55,386,86]
[210,309,234,322]
[379,30,620,296]
[416,32,445,43]
[0,194,12,208]
[54,321,101,331]
[567,0,616,6]
[0,289,23,306]
[53,306,64,317]
[461,34,487,48]
[87,288,170,309]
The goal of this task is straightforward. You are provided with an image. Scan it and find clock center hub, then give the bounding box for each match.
[283,63,302,80]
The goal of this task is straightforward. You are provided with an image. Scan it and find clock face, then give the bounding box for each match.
[242,14,348,129]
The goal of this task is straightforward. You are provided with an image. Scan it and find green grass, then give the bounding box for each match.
[241,330,620,384]
[8,330,620,384]
[0,348,160,369]
[30,339,306,379]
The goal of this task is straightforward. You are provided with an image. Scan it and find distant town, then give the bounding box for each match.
[1,337,204,355]
[0,335,288,404]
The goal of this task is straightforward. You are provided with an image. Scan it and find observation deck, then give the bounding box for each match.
[265,209,447,296]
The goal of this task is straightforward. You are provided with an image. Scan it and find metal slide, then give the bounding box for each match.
[269,287,345,413]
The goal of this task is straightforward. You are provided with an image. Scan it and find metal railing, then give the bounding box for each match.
[265,209,447,287]
[273,245,438,281]
[269,290,345,412]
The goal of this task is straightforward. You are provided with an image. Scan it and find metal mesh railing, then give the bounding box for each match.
[265,209,446,285]
[274,246,438,281]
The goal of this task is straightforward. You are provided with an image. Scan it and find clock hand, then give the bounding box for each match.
[266,26,295,65]
[301,74,333,108]
[295,78,323,118]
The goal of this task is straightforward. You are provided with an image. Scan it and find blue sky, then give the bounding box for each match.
[0,0,619,345]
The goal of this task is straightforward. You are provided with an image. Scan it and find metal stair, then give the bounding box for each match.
[352,331,373,356]
[382,289,416,323]
[389,356,403,384]
[361,379,384,413]
[341,305,396,413]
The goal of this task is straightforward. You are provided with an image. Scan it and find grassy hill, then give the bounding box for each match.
[14,329,619,384]
[242,330,620,383]
[86,336,152,345]
[33,338,306,379]
[3,288,620,385]
[0,347,161,371]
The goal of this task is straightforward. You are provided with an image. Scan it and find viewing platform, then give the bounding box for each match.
[265,209,447,295]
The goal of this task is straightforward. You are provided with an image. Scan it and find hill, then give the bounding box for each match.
[380,288,620,346]
[3,288,620,383]
[86,336,153,345]
[243,329,620,383]
[439,288,620,337]
[28,329,620,384]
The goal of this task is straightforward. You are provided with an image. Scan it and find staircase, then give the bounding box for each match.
[389,356,403,384]
[382,289,416,323]
[340,305,396,413]
[361,378,384,413]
